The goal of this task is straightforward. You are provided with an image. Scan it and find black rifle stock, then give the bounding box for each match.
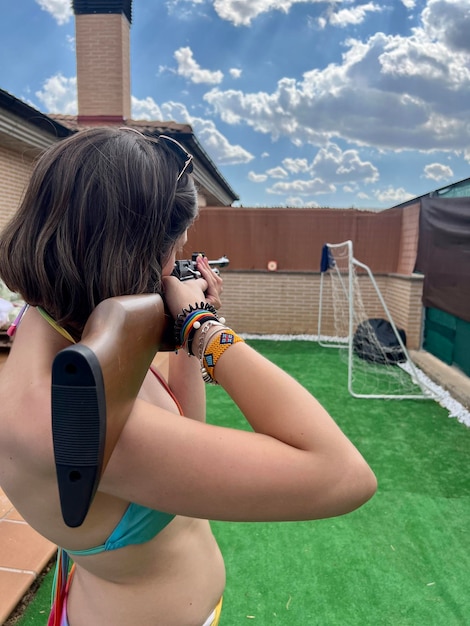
[51,294,172,527]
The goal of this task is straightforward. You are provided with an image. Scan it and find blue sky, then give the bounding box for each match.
[0,0,469,209]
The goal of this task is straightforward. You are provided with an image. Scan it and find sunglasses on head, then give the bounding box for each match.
[119,127,194,181]
[159,135,194,181]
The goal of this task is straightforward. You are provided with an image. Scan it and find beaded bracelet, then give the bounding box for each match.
[174,302,222,352]
[201,329,245,384]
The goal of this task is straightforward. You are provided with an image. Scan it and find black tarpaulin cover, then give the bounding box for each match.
[416,197,470,323]
[353,318,407,364]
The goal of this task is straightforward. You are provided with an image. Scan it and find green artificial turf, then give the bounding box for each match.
[13,341,470,625]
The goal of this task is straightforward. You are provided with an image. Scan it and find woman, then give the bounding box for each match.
[0,127,376,626]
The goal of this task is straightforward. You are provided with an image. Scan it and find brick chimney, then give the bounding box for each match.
[72,1,132,124]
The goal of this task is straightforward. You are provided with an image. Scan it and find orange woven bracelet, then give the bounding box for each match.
[202,330,244,383]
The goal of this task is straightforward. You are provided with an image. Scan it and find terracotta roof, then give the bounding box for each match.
[48,114,192,135]
[46,114,238,204]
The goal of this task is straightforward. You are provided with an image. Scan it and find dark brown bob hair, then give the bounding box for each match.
[0,127,198,333]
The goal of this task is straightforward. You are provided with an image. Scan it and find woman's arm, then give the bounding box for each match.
[102,334,376,522]
[100,269,376,522]
[207,338,377,517]
[165,255,223,422]
[167,350,206,421]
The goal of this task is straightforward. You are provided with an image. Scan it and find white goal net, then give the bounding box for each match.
[317,240,436,400]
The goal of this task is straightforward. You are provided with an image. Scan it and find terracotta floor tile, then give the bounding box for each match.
[0,353,53,622]
[0,488,13,519]
[0,520,56,573]
[6,507,24,522]
[0,569,36,625]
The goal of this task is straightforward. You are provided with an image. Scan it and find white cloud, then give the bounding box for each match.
[401,0,416,8]
[66,34,75,51]
[213,0,325,26]
[205,80,324,142]
[159,101,254,165]
[282,157,310,174]
[312,143,379,184]
[248,171,269,183]
[422,0,470,54]
[131,96,163,121]
[33,78,252,167]
[374,186,414,204]
[35,0,72,25]
[167,0,206,5]
[328,3,382,28]
[423,162,453,180]
[229,68,242,79]
[266,166,288,178]
[285,196,303,206]
[166,0,208,20]
[128,96,255,165]
[268,178,336,195]
[250,143,378,202]
[286,196,320,207]
[204,2,470,155]
[35,74,77,114]
[249,143,378,203]
[174,47,224,85]
[196,122,254,164]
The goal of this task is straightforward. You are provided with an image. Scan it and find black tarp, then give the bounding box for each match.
[353,318,407,364]
[415,197,470,323]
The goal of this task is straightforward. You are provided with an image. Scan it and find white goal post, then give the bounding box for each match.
[317,240,435,400]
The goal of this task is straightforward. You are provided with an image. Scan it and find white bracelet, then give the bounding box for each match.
[196,321,225,362]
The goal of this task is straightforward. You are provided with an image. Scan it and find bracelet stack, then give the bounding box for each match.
[173,302,244,383]
[174,302,224,355]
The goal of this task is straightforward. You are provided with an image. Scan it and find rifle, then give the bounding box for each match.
[51,294,171,527]
[51,254,228,527]
[172,253,229,281]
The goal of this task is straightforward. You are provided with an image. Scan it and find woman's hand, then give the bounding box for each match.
[162,274,208,320]
[195,255,223,310]
[162,255,224,319]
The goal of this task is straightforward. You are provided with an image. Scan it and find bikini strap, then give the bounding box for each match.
[149,365,184,416]
[48,548,74,626]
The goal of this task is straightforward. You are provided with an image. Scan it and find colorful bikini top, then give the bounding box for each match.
[30,306,184,625]
[10,307,182,555]
[66,365,181,556]
[49,367,181,625]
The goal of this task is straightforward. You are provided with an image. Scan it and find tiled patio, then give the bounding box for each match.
[0,492,56,624]
[0,352,55,625]
[0,351,57,624]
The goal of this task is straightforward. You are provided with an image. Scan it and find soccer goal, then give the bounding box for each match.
[317,240,435,400]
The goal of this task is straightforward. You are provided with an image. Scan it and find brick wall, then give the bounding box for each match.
[218,271,424,349]
[219,272,320,336]
[0,145,33,231]
[75,13,131,120]
[386,274,424,349]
